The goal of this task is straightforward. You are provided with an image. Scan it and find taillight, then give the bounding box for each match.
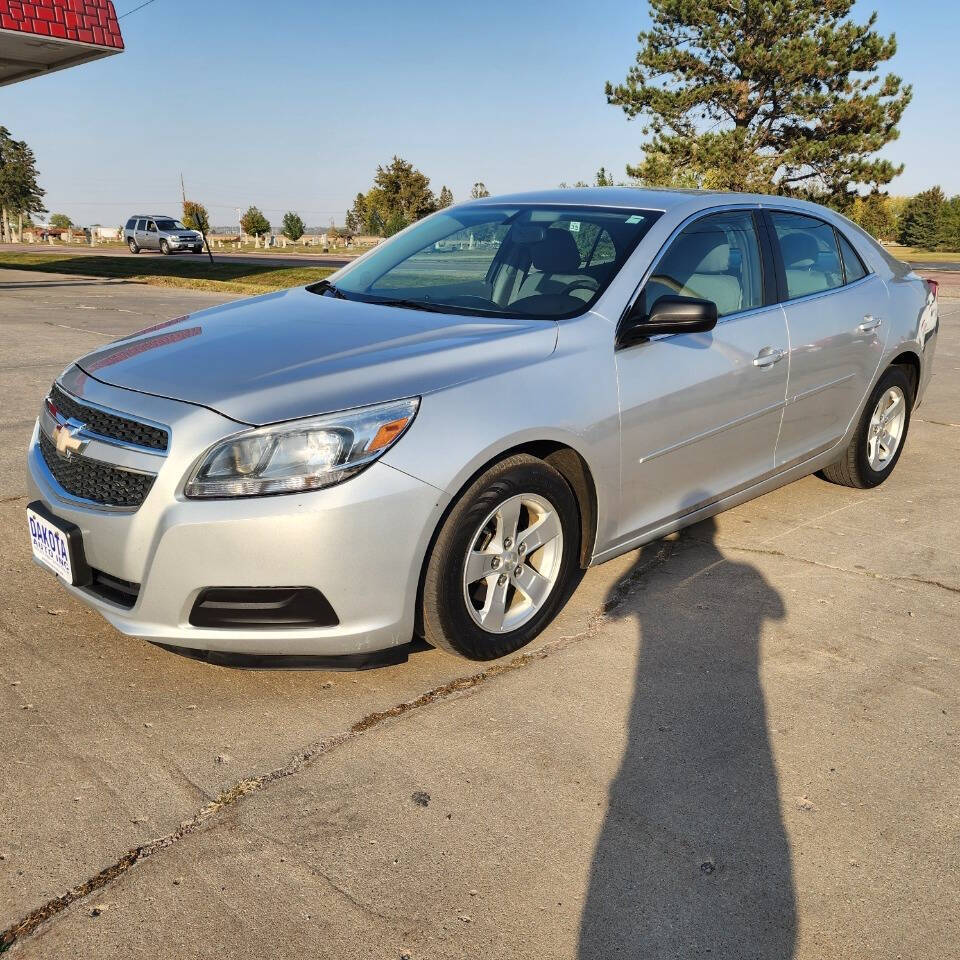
[925,277,939,300]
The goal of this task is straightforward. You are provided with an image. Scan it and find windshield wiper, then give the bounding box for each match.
[307,279,346,298]
[369,297,446,313]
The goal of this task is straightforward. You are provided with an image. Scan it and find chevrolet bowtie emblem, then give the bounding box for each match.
[54,420,87,458]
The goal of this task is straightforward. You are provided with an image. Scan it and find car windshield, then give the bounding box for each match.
[322,204,661,319]
[156,219,187,231]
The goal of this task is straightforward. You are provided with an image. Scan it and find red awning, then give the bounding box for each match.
[0,0,123,87]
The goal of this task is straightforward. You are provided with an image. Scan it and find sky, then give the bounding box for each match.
[1,0,956,229]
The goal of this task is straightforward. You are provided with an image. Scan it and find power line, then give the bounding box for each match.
[118,0,159,20]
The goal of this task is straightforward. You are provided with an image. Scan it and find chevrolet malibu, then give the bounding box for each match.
[26,189,939,665]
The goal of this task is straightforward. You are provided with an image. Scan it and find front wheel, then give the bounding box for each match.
[128,239,139,254]
[821,366,913,488]
[421,454,580,660]
[159,239,170,255]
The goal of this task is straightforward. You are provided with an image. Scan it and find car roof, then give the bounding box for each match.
[129,214,176,219]
[457,186,839,217]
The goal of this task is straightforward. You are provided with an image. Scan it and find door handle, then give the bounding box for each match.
[859,316,882,332]
[753,347,786,368]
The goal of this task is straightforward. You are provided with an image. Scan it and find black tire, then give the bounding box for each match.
[421,454,580,660]
[193,246,203,254]
[128,239,139,254]
[820,365,913,489]
[159,239,170,255]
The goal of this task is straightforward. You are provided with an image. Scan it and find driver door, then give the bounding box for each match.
[143,220,159,250]
[612,209,789,549]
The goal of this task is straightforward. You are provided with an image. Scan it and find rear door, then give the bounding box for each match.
[613,208,788,548]
[766,211,888,468]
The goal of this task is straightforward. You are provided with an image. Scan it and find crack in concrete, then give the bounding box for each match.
[723,543,960,596]
[915,417,960,428]
[0,541,681,952]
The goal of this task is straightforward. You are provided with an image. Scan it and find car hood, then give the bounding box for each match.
[75,286,558,425]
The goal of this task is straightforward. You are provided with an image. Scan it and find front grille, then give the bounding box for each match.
[86,569,140,609]
[39,432,155,508]
[50,383,168,451]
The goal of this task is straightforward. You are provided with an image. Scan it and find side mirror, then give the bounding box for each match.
[618,295,718,347]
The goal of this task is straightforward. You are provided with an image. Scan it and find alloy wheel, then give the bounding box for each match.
[462,492,564,633]
[867,386,906,471]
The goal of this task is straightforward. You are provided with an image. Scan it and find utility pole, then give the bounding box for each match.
[180,172,186,206]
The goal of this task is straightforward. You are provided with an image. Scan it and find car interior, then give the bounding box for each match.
[643,213,763,318]
[340,207,660,319]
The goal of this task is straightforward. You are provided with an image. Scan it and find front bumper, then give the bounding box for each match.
[27,407,448,657]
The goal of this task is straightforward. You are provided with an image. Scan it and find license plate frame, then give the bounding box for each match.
[27,501,91,587]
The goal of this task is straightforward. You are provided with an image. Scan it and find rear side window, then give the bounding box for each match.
[643,211,764,318]
[125,218,136,229]
[837,230,868,283]
[771,212,843,300]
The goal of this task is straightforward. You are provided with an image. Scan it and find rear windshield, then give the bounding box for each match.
[321,205,661,319]
[156,219,187,231]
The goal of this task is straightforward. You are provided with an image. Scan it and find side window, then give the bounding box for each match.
[135,219,145,231]
[125,218,136,230]
[837,230,868,283]
[147,220,157,233]
[644,211,764,318]
[771,212,843,300]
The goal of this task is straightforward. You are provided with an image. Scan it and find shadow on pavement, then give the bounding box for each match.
[579,515,796,959]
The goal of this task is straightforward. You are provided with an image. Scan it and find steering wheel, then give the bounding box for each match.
[558,278,599,297]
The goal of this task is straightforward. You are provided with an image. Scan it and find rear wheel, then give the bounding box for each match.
[421,454,580,660]
[821,366,913,488]
[128,238,139,254]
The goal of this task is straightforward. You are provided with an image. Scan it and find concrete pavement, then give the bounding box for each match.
[0,269,956,958]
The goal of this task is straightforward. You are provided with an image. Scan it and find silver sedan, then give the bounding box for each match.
[26,189,939,664]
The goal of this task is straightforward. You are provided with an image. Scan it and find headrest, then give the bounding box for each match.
[780,231,818,268]
[511,223,546,245]
[672,231,730,274]
[531,229,581,274]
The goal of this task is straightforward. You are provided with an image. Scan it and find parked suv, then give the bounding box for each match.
[123,215,203,255]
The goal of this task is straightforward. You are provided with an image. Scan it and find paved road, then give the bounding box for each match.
[0,270,957,958]
[0,241,354,268]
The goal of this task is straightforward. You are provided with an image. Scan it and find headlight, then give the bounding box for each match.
[184,397,419,498]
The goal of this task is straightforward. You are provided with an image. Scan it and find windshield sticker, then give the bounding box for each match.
[569,221,581,233]
[625,214,644,224]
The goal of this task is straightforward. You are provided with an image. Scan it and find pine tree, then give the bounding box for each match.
[898,187,945,250]
[607,1,911,206]
[438,185,454,208]
[937,196,960,252]
[0,127,45,241]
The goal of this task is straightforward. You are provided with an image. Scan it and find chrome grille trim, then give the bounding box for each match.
[49,382,170,453]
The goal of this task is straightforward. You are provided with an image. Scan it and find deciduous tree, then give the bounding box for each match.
[607,0,912,206]
[470,182,490,199]
[281,211,305,241]
[49,213,72,229]
[182,200,209,233]
[240,205,271,237]
[847,193,895,239]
